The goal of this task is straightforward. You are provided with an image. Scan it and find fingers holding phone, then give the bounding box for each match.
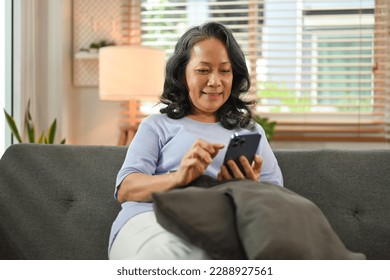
[218,154,262,181]
[217,133,263,182]
[245,154,262,181]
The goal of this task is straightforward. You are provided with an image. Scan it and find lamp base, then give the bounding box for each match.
[117,99,145,146]
[118,123,138,146]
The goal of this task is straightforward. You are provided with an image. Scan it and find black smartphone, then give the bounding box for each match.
[223,133,261,176]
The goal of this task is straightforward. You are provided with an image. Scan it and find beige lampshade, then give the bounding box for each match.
[99,46,165,101]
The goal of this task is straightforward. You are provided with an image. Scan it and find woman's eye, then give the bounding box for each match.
[221,69,231,73]
[196,69,209,74]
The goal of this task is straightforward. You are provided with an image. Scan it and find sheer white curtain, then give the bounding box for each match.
[0,0,12,156]
[13,0,64,143]
[13,0,38,140]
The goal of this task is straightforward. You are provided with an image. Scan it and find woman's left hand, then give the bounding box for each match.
[217,155,263,182]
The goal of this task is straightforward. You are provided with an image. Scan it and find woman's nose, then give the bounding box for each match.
[207,72,222,87]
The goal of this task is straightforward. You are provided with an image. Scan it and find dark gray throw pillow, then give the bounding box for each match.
[153,180,366,260]
[152,186,247,259]
[220,180,366,260]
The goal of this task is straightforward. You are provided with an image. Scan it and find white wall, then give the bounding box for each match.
[60,0,121,146]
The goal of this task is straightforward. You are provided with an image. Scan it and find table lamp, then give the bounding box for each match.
[99,46,165,145]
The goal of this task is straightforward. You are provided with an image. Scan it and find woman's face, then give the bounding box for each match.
[185,38,233,122]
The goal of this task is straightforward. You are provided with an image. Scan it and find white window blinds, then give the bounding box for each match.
[139,0,390,141]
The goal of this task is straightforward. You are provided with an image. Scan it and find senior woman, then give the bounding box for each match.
[108,21,283,260]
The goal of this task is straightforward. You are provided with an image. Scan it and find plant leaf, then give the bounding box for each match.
[253,115,277,142]
[3,109,23,143]
[60,138,66,144]
[26,99,33,122]
[37,131,45,144]
[24,102,35,143]
[46,119,57,144]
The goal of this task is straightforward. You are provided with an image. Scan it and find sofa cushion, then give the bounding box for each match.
[0,144,124,259]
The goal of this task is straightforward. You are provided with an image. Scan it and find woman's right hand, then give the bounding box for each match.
[173,139,224,187]
[117,139,224,202]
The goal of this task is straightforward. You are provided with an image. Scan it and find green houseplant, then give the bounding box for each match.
[253,115,277,142]
[3,100,65,144]
[89,40,115,51]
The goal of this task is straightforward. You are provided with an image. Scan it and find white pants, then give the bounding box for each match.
[109,211,211,260]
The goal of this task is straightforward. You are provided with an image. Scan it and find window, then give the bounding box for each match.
[139,0,390,141]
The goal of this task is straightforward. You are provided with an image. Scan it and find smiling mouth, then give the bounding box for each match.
[202,92,222,96]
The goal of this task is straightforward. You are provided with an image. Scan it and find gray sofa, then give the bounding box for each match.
[0,143,389,259]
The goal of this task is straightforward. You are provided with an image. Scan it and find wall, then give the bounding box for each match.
[61,0,121,146]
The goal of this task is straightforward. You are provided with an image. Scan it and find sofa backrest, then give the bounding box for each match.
[0,144,125,259]
[274,149,390,260]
